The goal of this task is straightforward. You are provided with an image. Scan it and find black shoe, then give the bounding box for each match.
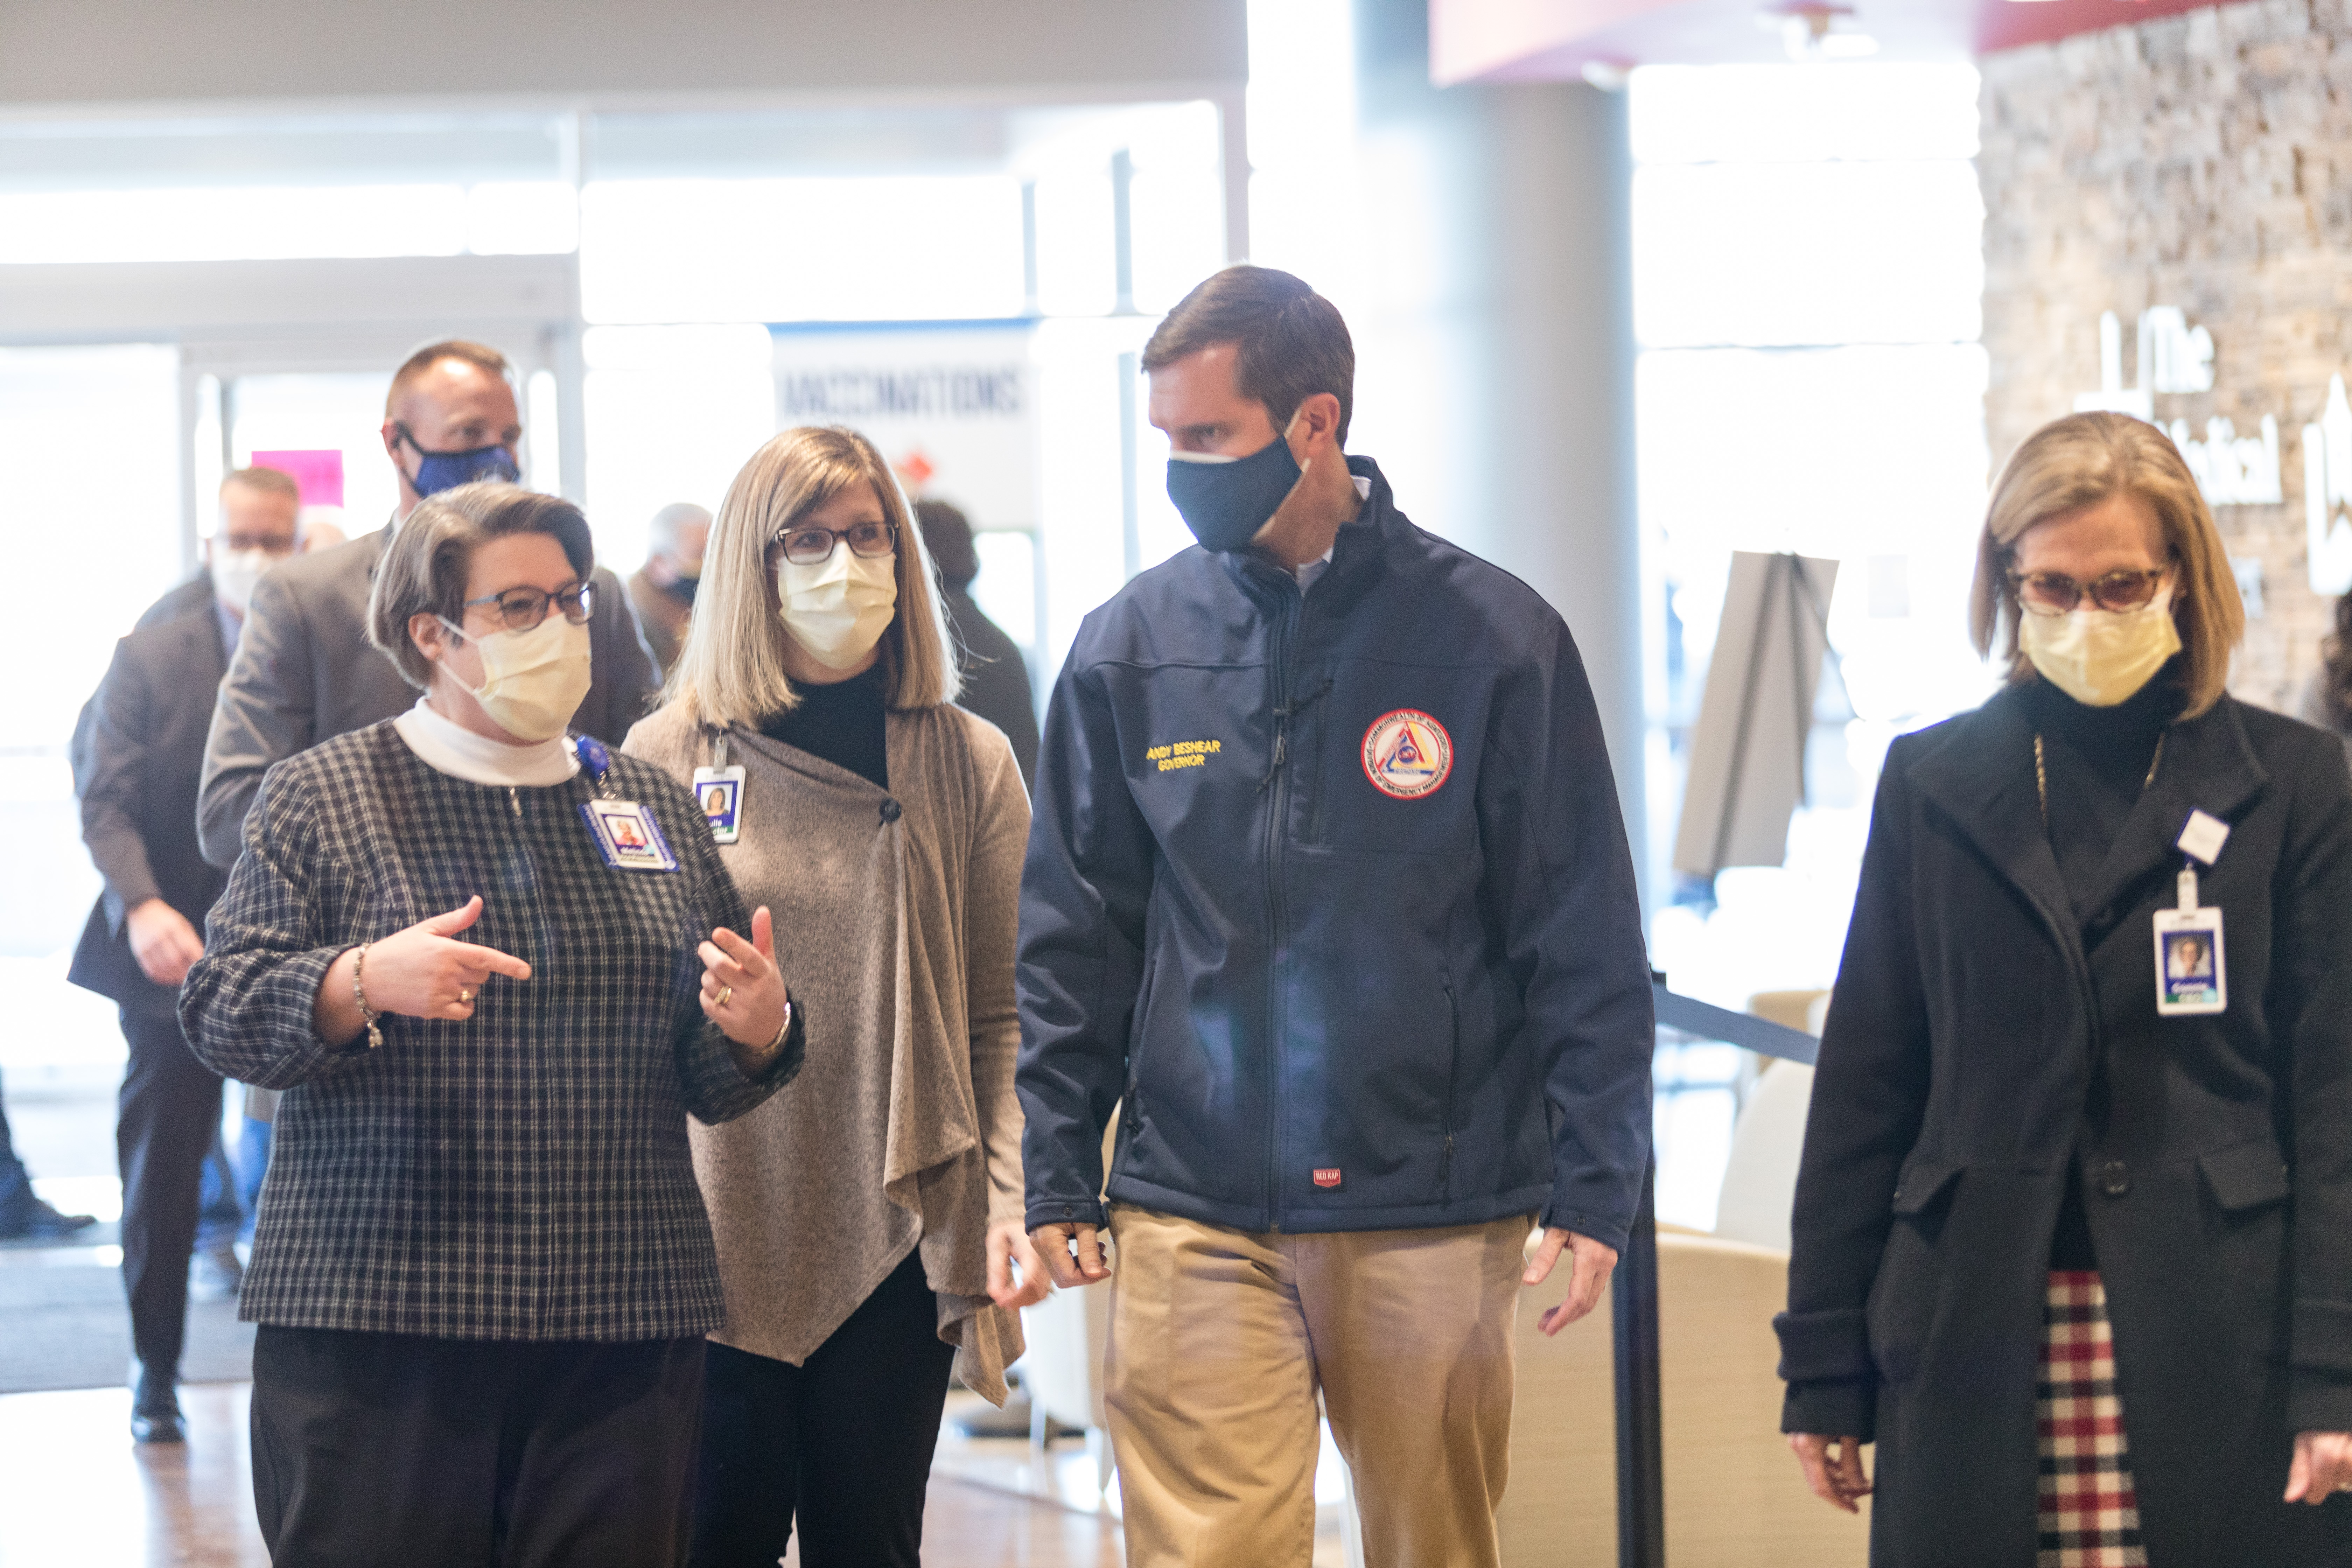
[130,1364,184,1445]
[0,1196,97,1240]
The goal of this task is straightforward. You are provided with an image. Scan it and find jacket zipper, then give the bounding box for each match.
[1260,584,1302,1229]
[1437,972,1460,1198]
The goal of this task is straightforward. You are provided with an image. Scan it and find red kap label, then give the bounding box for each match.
[1312,1168,1343,1188]
[1362,710,1453,800]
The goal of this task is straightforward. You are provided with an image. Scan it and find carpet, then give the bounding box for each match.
[0,1245,253,1394]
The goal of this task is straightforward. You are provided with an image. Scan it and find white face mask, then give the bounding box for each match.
[2017,589,2182,707]
[436,612,594,742]
[777,549,897,671]
[210,547,280,617]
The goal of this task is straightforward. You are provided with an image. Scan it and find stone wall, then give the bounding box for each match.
[1980,0,2352,710]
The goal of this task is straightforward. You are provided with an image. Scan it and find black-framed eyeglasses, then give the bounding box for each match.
[460,581,594,633]
[773,520,898,567]
[2007,565,2170,616]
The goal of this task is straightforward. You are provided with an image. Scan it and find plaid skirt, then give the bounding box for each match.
[2038,1270,2149,1567]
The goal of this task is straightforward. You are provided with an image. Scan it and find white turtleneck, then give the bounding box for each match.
[393,697,580,787]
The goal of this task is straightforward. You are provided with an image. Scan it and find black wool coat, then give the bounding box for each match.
[1777,682,2352,1567]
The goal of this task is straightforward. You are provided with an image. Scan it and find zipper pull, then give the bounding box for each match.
[1257,732,1288,792]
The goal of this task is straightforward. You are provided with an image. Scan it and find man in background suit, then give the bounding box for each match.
[196,339,660,868]
[71,467,302,1442]
[913,499,1039,787]
[628,500,708,679]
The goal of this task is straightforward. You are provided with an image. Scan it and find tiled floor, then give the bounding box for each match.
[0,1383,1127,1568]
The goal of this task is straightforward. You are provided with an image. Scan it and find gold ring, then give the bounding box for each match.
[458,987,474,1005]
[716,986,733,1008]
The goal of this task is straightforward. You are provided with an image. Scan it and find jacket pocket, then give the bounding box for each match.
[1121,958,1160,1143]
[2198,1140,2291,1213]
[1868,1158,1965,1387]
[1435,971,1461,1199]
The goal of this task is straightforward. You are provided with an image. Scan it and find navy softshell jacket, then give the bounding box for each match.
[1015,457,1654,1248]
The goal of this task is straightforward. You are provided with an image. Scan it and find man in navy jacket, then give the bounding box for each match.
[1016,266,1653,1568]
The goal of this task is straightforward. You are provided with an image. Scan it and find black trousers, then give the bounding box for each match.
[688,1248,959,1568]
[251,1326,704,1568]
[117,1007,223,1374]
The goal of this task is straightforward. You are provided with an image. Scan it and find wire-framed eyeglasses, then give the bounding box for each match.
[2007,565,2169,616]
[460,582,595,633]
[773,520,898,567]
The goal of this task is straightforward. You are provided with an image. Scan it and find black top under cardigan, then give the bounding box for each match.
[1777,679,2352,1567]
[180,723,802,1342]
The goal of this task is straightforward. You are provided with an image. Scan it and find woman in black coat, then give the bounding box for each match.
[1778,412,2352,1566]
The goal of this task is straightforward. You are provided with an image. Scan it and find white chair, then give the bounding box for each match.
[1713,1059,1816,1253]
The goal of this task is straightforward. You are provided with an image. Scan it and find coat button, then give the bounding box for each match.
[2098,1161,2130,1198]
[880,798,902,824]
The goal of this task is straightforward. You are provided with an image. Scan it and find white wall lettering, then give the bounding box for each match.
[2305,374,2352,594]
[2168,415,2281,506]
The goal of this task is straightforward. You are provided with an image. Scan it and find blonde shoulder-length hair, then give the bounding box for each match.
[1970,411,2244,719]
[664,425,961,727]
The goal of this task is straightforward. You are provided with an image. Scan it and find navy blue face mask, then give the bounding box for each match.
[1166,431,1304,554]
[398,424,521,498]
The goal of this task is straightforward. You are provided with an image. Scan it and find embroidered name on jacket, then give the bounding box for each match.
[1146,739,1222,773]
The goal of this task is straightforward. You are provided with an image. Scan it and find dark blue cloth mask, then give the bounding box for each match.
[399,424,521,497]
[1166,433,1303,554]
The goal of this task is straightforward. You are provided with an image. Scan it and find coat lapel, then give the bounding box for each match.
[2075,695,2267,922]
[1905,686,2081,959]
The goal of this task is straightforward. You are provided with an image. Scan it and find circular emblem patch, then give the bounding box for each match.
[1362,709,1454,799]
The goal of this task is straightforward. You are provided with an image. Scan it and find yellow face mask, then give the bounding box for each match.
[2017,591,2181,707]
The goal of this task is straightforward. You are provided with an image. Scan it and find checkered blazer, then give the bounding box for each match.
[180,722,798,1342]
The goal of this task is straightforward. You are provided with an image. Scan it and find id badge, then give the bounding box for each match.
[2153,869,2225,1016]
[692,765,746,844]
[580,798,680,873]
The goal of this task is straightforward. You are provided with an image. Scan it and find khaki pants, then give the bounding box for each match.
[1103,1204,1529,1568]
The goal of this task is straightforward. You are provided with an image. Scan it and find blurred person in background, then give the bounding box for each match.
[626,428,1044,1568]
[196,338,659,869]
[1781,412,2352,1564]
[69,466,300,1442]
[0,1108,94,1240]
[181,482,802,1567]
[632,502,710,679]
[913,499,1038,788]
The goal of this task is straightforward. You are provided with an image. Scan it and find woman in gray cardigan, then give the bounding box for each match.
[626,426,1043,1568]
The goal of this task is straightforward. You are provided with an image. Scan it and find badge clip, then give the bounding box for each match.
[693,731,745,846]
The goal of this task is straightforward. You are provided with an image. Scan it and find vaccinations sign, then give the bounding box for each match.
[771,324,1037,531]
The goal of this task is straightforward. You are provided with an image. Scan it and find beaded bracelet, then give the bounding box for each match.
[352,943,385,1050]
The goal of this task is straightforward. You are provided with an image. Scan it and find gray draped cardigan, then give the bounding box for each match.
[625,699,1031,1400]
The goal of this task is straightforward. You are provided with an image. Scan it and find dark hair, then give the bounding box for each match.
[914,499,979,587]
[366,482,595,690]
[2323,595,2352,731]
[1141,266,1355,446]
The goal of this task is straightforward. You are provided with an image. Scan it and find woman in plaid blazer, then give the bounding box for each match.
[181,484,804,1568]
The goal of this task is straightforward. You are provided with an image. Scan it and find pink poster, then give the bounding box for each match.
[249,449,344,507]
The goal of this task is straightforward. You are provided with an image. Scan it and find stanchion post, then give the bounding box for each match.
[1612,1155,1665,1568]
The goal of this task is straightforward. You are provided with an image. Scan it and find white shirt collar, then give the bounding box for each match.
[1294,474,1372,592]
[393,697,580,787]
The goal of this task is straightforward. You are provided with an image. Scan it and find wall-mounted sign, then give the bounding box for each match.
[2074,307,2282,508]
[2304,374,2352,594]
[770,324,1037,533]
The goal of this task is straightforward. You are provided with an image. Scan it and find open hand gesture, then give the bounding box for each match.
[701,906,791,1062]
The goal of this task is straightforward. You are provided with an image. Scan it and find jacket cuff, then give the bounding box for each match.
[2295,1297,2352,1375]
[1782,1380,1877,1442]
[1540,1204,1629,1255]
[1023,1197,1109,1232]
[1775,1306,1873,1382]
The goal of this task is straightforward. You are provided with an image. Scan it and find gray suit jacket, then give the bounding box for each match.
[69,591,234,1014]
[196,523,659,868]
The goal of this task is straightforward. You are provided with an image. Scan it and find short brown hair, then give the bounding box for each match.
[221,466,300,503]
[1970,412,2245,718]
[664,426,961,725]
[366,482,595,691]
[384,339,514,418]
[1141,266,1355,445]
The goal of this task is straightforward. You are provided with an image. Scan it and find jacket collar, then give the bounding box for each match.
[1216,454,1399,610]
[1906,681,2268,940]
